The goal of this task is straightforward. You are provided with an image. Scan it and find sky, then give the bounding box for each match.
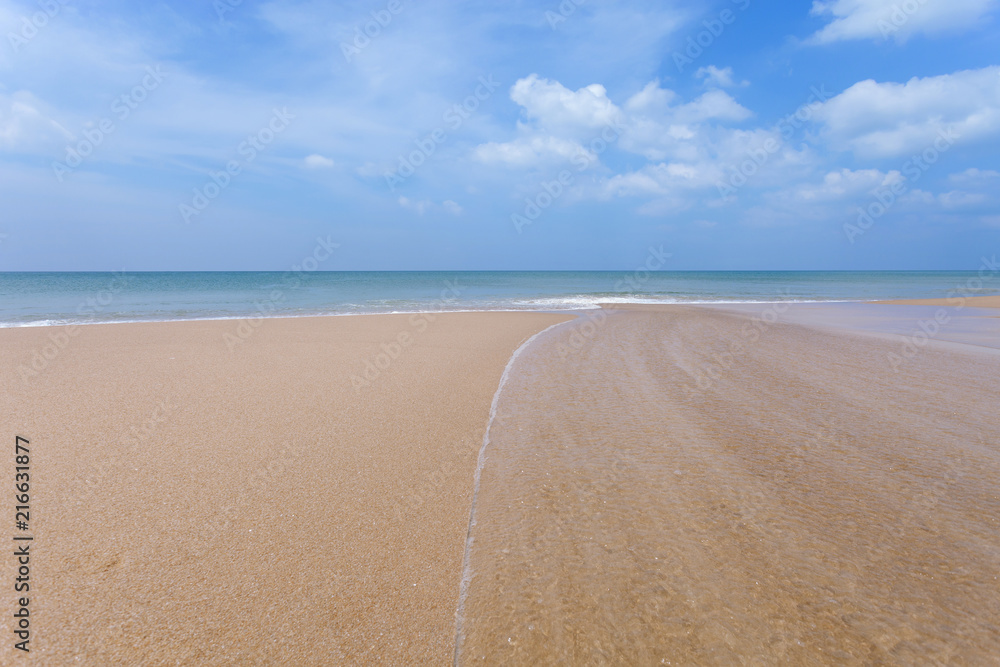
[0,0,998,271]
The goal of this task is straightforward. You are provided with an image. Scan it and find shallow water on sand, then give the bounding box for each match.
[455,306,1000,665]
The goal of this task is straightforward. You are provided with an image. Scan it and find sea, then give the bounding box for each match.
[1,270,996,328]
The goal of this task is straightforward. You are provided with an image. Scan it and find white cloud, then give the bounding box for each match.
[475,75,815,216]
[813,66,1000,157]
[442,200,463,215]
[303,154,334,168]
[695,66,745,88]
[808,0,995,44]
[623,80,677,114]
[509,74,622,132]
[398,196,430,215]
[784,168,902,202]
[618,83,753,163]
[734,168,906,227]
[0,91,74,151]
[355,162,382,177]
[748,163,1000,230]
[947,167,1000,185]
[938,190,988,208]
[938,168,1000,209]
[593,127,814,209]
[476,76,752,174]
[474,135,590,168]
[673,89,753,124]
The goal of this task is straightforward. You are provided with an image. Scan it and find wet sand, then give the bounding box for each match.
[875,295,1000,308]
[458,305,1000,664]
[0,312,571,665]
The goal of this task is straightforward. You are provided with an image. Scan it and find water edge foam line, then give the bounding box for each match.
[451,319,574,666]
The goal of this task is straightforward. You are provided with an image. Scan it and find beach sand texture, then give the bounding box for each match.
[457,305,1000,664]
[1,304,998,664]
[876,295,1000,308]
[0,312,571,664]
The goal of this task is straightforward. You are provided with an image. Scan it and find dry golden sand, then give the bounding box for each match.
[875,295,1000,308]
[0,312,570,665]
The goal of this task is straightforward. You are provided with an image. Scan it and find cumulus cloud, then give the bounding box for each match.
[602,164,699,198]
[808,0,995,44]
[938,190,988,208]
[474,135,590,167]
[813,66,1000,157]
[476,76,752,174]
[938,168,1000,210]
[774,168,902,203]
[947,167,1000,185]
[509,74,621,132]
[748,163,1000,230]
[736,168,908,227]
[474,74,830,216]
[475,68,998,223]
[303,154,334,168]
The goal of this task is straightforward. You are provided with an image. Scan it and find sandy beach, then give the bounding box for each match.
[5,0,998,662]
[2,303,998,664]
[874,295,1000,308]
[0,312,571,664]
[458,304,1000,664]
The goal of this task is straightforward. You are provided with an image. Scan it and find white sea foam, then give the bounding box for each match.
[452,319,574,666]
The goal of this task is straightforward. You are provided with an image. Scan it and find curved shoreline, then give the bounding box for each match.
[452,319,574,665]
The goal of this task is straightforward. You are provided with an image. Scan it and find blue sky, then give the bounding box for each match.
[0,0,998,270]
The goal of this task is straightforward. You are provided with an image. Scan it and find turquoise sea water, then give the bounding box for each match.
[1,271,997,327]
